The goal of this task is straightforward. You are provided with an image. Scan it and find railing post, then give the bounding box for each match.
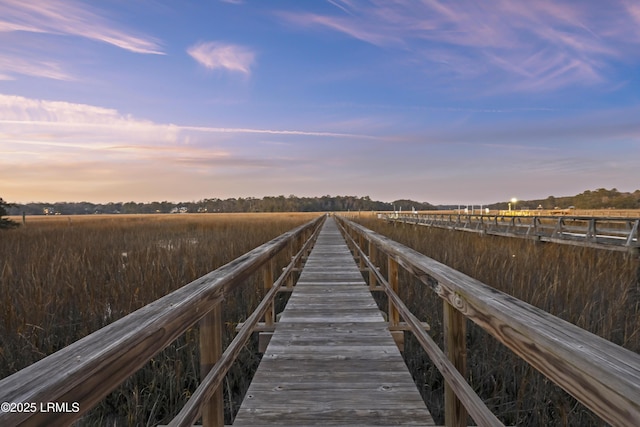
[296,233,303,261]
[369,240,377,290]
[587,219,597,242]
[199,305,224,427]
[552,217,564,238]
[264,259,275,326]
[258,258,277,353]
[359,234,366,269]
[444,300,468,427]
[387,257,400,327]
[287,239,295,289]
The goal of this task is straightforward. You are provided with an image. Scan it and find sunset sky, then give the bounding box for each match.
[1,0,639,205]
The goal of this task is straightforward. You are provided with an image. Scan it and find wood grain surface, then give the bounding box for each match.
[233,217,434,426]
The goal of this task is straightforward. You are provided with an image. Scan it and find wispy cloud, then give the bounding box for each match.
[282,0,640,92]
[0,0,163,55]
[0,93,379,202]
[0,53,73,81]
[0,94,374,158]
[626,1,640,24]
[0,102,370,142]
[187,41,255,75]
[180,125,373,139]
[0,94,183,159]
[622,0,640,42]
[326,0,356,16]
[282,12,401,47]
[1,93,637,204]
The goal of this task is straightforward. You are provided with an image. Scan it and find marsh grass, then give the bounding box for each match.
[3,213,637,425]
[0,213,317,426]
[356,217,640,426]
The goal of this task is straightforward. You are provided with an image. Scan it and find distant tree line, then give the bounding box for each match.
[5,188,639,217]
[1,198,19,228]
[6,195,436,216]
[488,188,640,211]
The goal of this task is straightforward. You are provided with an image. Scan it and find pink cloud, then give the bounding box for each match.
[0,54,73,81]
[280,0,638,92]
[187,41,255,75]
[0,0,163,54]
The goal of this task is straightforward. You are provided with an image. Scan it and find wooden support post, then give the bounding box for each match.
[443,300,468,427]
[345,227,353,249]
[387,257,403,350]
[296,234,303,263]
[368,241,377,290]
[199,306,224,427]
[264,259,275,326]
[286,239,294,289]
[259,259,276,353]
[358,235,366,269]
[304,230,312,257]
[587,219,597,242]
[387,257,400,327]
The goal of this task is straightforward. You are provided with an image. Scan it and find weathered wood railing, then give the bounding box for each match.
[0,215,325,427]
[382,213,640,254]
[336,215,640,427]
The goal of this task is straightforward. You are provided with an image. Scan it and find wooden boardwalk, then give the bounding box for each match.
[382,213,640,254]
[233,217,435,426]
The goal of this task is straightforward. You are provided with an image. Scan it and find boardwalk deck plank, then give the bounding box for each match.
[233,217,435,426]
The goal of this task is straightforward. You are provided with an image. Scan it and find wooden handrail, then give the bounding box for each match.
[337,216,640,427]
[0,215,325,427]
[383,213,640,254]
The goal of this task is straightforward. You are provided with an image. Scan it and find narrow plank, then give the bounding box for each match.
[236,408,433,426]
[233,217,434,426]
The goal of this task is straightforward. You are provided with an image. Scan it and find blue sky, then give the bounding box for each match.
[1,0,639,205]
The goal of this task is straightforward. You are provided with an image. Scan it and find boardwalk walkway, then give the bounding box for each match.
[233,217,434,426]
